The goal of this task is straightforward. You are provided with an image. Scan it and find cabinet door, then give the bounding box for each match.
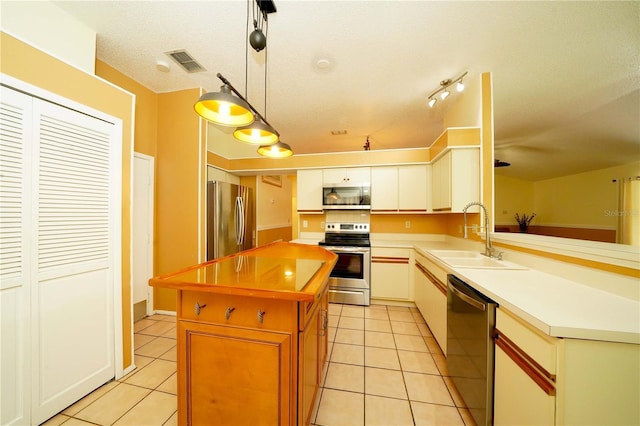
[432,151,451,211]
[371,248,410,300]
[323,167,370,184]
[346,167,371,183]
[371,167,398,213]
[322,168,347,184]
[414,259,447,354]
[450,149,480,212]
[297,169,323,213]
[299,303,320,425]
[494,344,555,425]
[398,165,428,212]
[179,320,292,426]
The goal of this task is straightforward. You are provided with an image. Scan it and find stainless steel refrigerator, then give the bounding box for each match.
[206,181,254,260]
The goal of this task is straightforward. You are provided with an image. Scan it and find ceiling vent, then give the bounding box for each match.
[165,49,206,73]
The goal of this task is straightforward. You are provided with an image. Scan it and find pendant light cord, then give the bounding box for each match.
[245,0,250,99]
[264,17,269,118]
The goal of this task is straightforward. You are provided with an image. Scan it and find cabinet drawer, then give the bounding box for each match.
[496,308,557,375]
[372,247,410,261]
[181,291,297,333]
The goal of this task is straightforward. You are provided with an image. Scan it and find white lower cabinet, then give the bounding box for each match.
[413,251,447,354]
[494,307,640,426]
[370,247,410,301]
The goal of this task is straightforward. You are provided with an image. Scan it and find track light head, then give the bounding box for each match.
[456,80,465,92]
[440,90,450,100]
[428,98,437,108]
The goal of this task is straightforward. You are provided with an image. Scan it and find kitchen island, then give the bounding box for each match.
[149,242,338,426]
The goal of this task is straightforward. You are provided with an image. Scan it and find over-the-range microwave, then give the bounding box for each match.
[322,183,371,210]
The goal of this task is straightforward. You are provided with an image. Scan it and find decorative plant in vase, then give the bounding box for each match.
[515,213,536,233]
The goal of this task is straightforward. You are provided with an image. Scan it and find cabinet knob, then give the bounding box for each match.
[194,302,207,315]
[225,307,236,320]
[257,310,266,323]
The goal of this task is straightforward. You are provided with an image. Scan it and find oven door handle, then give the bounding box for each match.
[323,246,369,253]
[328,289,365,295]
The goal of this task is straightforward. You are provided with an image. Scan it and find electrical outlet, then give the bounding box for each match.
[405,221,411,229]
[302,220,308,229]
[320,221,325,229]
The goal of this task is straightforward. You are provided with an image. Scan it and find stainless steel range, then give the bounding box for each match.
[318,222,371,306]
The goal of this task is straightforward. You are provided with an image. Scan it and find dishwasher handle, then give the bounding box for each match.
[448,280,486,311]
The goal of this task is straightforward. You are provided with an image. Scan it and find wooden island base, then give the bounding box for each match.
[149,242,337,426]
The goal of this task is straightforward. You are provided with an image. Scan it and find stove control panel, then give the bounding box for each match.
[325,222,370,233]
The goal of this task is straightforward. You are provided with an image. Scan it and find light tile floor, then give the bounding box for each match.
[42,304,475,426]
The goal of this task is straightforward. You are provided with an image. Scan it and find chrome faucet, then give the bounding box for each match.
[463,201,496,258]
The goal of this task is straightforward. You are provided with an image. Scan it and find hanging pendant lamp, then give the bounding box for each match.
[194,84,254,127]
[257,141,293,158]
[233,115,279,145]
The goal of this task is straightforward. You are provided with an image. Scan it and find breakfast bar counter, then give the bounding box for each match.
[149,242,337,426]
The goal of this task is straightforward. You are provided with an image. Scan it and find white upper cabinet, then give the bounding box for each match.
[432,148,479,212]
[371,165,429,213]
[297,169,323,213]
[323,167,370,185]
[371,167,398,212]
[398,165,429,212]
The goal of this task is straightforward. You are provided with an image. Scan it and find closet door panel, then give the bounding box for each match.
[0,86,32,426]
[32,99,116,423]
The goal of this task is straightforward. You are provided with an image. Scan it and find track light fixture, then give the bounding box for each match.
[427,71,468,108]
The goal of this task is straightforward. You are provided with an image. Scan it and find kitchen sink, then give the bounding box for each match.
[427,250,481,258]
[426,249,527,270]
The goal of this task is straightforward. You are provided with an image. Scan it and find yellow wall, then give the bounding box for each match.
[1,32,135,369]
[95,60,158,157]
[495,174,535,226]
[534,162,640,228]
[496,161,640,229]
[154,89,205,311]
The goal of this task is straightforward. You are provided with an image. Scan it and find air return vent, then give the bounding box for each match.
[165,49,206,73]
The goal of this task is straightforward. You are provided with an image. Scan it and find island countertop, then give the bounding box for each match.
[149,241,338,303]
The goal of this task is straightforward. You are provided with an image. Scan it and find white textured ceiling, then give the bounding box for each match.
[52,0,640,181]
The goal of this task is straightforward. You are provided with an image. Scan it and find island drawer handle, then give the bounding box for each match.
[257,310,266,323]
[194,302,207,315]
[225,307,236,320]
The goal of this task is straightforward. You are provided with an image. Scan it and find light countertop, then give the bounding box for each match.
[293,234,639,344]
[415,245,640,345]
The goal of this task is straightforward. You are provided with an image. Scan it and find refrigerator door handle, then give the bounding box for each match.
[235,196,245,246]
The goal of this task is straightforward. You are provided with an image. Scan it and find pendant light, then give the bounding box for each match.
[194,84,254,127]
[234,117,279,144]
[257,141,293,158]
[233,0,280,146]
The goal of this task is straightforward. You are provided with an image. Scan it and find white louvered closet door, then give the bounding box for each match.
[0,85,118,425]
[0,84,33,426]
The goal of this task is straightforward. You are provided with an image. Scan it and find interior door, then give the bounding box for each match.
[132,153,154,318]
[31,95,117,424]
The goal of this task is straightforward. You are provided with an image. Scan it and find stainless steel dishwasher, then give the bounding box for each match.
[447,274,497,426]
